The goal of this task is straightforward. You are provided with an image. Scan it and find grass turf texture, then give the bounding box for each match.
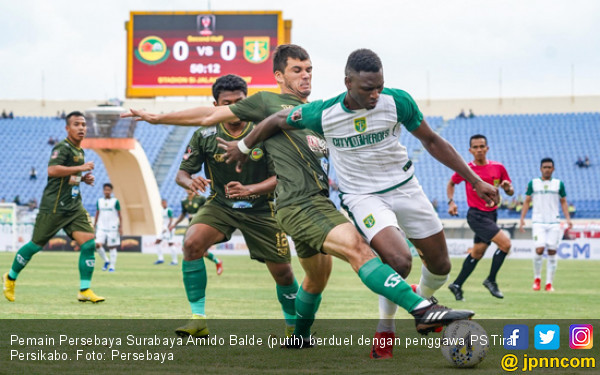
[1,253,598,374]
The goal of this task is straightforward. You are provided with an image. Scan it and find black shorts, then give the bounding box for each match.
[466,208,500,245]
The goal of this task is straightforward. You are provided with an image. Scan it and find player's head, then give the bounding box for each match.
[103,183,113,198]
[273,44,312,100]
[344,49,384,110]
[212,74,248,127]
[469,134,489,161]
[540,157,554,179]
[65,111,87,143]
[161,199,167,208]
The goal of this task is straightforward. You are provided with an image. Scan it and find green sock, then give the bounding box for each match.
[78,239,96,290]
[358,258,424,312]
[183,258,207,316]
[9,241,42,280]
[294,286,321,339]
[205,252,220,264]
[276,278,299,326]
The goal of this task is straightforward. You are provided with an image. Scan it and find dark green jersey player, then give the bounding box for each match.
[3,111,104,304]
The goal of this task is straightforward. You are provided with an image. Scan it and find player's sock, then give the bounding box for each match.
[453,254,479,286]
[78,239,96,290]
[169,245,178,264]
[277,278,299,327]
[546,254,557,284]
[96,246,109,263]
[205,251,220,265]
[417,264,448,298]
[8,242,42,280]
[533,253,543,279]
[156,245,164,262]
[183,258,207,316]
[294,286,321,339]
[487,249,508,283]
[109,249,117,269]
[377,295,397,332]
[358,258,424,312]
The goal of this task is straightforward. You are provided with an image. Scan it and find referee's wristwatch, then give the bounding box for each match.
[447,198,454,205]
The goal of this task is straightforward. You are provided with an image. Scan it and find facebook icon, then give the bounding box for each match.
[504,324,529,349]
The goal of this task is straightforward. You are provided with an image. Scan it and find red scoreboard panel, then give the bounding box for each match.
[126,11,284,98]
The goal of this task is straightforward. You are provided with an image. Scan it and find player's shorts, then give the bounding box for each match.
[157,228,174,243]
[532,223,562,250]
[32,207,94,246]
[96,228,120,247]
[190,203,290,263]
[340,176,443,242]
[466,207,500,245]
[276,193,349,259]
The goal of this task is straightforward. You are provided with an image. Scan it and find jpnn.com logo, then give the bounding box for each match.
[135,36,169,65]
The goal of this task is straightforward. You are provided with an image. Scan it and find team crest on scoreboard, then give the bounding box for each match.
[243,37,270,64]
[363,214,375,229]
[135,36,170,65]
[354,117,367,133]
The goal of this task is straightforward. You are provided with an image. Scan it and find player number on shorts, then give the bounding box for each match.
[276,232,288,248]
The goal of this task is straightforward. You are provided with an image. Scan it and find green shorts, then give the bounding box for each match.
[189,203,290,264]
[276,194,348,259]
[32,207,94,246]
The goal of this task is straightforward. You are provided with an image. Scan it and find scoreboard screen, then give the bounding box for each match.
[126,11,284,98]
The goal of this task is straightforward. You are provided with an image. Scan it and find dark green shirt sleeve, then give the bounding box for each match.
[48,144,68,167]
[229,92,266,123]
[179,130,205,174]
[285,101,325,135]
[559,181,566,198]
[385,88,424,132]
[525,180,533,196]
[115,200,120,211]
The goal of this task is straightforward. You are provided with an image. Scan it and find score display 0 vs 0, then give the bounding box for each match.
[172,41,237,62]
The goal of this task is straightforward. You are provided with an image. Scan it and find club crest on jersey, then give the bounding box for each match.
[183,147,192,160]
[493,179,500,187]
[363,214,375,228]
[243,37,269,64]
[250,148,264,161]
[51,150,59,159]
[354,117,367,133]
[290,107,302,122]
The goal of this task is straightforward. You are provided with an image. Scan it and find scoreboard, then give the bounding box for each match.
[126,11,287,98]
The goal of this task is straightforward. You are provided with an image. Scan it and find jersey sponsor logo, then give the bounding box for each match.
[290,107,302,122]
[363,214,376,229]
[354,117,367,133]
[201,127,217,137]
[214,153,226,163]
[73,155,80,162]
[332,129,390,148]
[232,201,253,209]
[250,148,264,161]
[384,273,402,288]
[243,37,269,64]
[135,36,169,65]
[51,150,59,159]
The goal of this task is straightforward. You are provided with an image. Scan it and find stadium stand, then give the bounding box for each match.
[1,113,598,220]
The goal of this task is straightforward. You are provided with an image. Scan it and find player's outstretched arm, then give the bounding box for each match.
[412,120,499,207]
[519,195,532,232]
[48,161,94,178]
[217,108,294,166]
[175,170,211,195]
[225,176,277,198]
[120,106,239,127]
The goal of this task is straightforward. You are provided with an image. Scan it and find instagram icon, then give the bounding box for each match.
[569,325,593,349]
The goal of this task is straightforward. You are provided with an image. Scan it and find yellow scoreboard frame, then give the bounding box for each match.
[126,11,289,98]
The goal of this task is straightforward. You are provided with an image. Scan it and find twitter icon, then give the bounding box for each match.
[535,324,560,350]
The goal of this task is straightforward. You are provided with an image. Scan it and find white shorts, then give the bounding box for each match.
[158,228,174,243]
[96,229,120,247]
[532,223,562,250]
[340,176,443,243]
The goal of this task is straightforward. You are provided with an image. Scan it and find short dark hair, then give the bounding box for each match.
[273,44,310,73]
[469,134,487,146]
[541,157,554,167]
[65,111,84,125]
[103,183,113,189]
[212,74,247,101]
[345,49,383,76]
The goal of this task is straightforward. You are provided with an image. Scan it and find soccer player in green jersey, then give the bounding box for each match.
[168,190,223,275]
[3,111,104,303]
[125,45,480,346]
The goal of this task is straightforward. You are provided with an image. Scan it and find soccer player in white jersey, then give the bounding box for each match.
[519,158,572,291]
[94,183,121,272]
[155,198,178,265]
[220,48,498,359]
